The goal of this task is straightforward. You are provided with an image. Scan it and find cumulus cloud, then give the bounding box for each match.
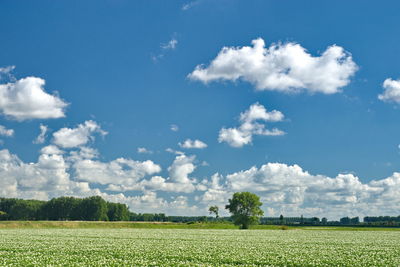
[0,147,200,215]
[144,154,198,193]
[199,162,400,219]
[378,78,400,103]
[40,145,64,155]
[0,76,68,120]
[188,38,357,94]
[219,103,285,147]
[0,125,14,137]
[107,154,199,193]
[73,156,161,187]
[33,124,48,144]
[52,120,107,148]
[0,148,74,199]
[4,142,400,218]
[179,139,207,149]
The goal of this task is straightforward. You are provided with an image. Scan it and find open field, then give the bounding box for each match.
[1,221,400,231]
[1,227,400,266]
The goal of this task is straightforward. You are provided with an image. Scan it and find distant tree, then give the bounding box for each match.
[9,200,44,220]
[41,197,81,220]
[225,192,264,229]
[350,217,360,224]
[311,217,320,224]
[198,216,208,223]
[340,217,351,225]
[209,206,219,219]
[107,202,129,221]
[279,214,284,225]
[321,217,328,224]
[0,211,7,220]
[81,196,108,221]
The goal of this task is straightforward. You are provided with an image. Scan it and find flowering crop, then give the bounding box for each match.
[0,228,399,266]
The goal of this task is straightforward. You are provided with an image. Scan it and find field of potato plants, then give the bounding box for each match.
[0,228,400,266]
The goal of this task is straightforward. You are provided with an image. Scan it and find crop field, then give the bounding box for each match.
[1,228,400,266]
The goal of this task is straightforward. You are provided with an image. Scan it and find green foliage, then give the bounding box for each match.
[81,196,108,221]
[208,205,219,218]
[41,197,83,220]
[0,211,7,220]
[107,202,129,221]
[0,196,129,221]
[225,192,264,229]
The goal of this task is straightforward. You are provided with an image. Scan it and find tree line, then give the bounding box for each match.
[1,193,399,227]
[0,196,130,221]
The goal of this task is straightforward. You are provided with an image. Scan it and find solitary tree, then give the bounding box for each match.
[225,192,264,229]
[208,205,219,219]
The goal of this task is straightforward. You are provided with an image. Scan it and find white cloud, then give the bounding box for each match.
[161,39,178,50]
[106,154,199,193]
[73,156,162,187]
[0,76,68,120]
[219,103,285,147]
[0,66,15,81]
[145,154,198,193]
[137,147,153,154]
[33,124,48,144]
[199,162,400,219]
[182,0,201,10]
[3,142,400,219]
[0,148,72,199]
[40,145,64,155]
[0,148,200,215]
[166,148,184,155]
[170,124,179,132]
[179,139,207,149]
[378,78,400,103]
[0,125,14,137]
[52,120,107,148]
[188,38,357,94]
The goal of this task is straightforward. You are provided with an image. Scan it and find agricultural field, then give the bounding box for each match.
[1,228,400,266]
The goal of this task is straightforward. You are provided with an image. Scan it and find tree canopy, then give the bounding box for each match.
[225,192,264,229]
[208,206,219,219]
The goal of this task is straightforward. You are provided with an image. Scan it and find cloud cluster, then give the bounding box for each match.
[219,103,285,147]
[4,139,400,219]
[52,120,107,148]
[107,154,198,193]
[189,38,357,94]
[0,76,68,120]
[0,146,202,215]
[179,139,207,149]
[378,78,400,103]
[200,162,400,219]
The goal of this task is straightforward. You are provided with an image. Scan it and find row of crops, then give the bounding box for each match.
[0,228,399,266]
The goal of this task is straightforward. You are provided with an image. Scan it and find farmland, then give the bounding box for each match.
[1,227,400,266]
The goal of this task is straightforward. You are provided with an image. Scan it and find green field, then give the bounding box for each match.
[1,226,400,266]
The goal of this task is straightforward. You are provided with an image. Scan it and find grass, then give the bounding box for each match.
[1,221,400,231]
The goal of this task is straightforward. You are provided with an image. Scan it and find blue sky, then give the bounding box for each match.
[1,0,400,219]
